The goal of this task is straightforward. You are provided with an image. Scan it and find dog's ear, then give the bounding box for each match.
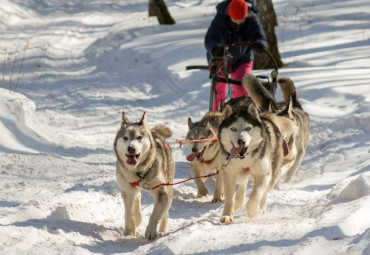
[270,101,279,113]
[278,96,294,119]
[188,117,194,129]
[247,103,261,122]
[121,111,130,126]
[201,118,209,127]
[222,104,233,120]
[139,112,148,127]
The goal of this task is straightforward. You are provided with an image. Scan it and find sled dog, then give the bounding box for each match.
[243,74,310,182]
[186,112,223,202]
[114,112,175,240]
[218,74,308,222]
[276,77,310,182]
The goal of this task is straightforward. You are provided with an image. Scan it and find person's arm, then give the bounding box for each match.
[248,15,268,50]
[204,15,226,56]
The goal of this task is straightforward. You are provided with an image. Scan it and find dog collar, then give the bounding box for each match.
[199,146,220,164]
[199,158,212,164]
[130,171,150,187]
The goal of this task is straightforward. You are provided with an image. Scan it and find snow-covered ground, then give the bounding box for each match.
[1,0,369,254]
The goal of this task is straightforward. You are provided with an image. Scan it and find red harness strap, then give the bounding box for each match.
[150,171,220,190]
[199,158,212,164]
[130,180,141,187]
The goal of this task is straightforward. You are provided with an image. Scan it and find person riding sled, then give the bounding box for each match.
[204,0,268,111]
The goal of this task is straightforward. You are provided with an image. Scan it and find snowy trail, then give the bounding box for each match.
[1,0,370,254]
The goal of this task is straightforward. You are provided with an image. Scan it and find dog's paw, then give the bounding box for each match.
[220,215,233,223]
[197,189,209,197]
[145,227,157,241]
[259,206,266,215]
[124,229,136,237]
[211,197,223,203]
[157,231,166,237]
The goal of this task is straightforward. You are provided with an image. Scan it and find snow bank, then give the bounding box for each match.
[0,88,63,153]
[0,89,38,152]
[329,173,370,201]
[1,0,370,254]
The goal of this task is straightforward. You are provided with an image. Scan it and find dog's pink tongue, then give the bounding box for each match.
[126,155,138,165]
[230,147,242,157]
[186,153,197,162]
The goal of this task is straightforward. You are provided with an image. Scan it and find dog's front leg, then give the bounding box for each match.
[133,192,142,227]
[212,170,224,203]
[247,174,271,218]
[145,191,168,240]
[191,164,208,198]
[122,191,140,236]
[158,188,173,237]
[220,171,236,223]
[234,183,247,210]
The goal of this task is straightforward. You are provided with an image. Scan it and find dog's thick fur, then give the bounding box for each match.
[186,112,223,202]
[276,77,310,182]
[218,74,309,223]
[242,75,310,182]
[114,112,175,240]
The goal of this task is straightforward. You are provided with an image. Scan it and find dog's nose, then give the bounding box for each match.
[192,147,198,153]
[238,139,245,146]
[128,146,136,154]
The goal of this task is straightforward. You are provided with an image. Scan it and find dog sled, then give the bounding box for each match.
[186,42,279,112]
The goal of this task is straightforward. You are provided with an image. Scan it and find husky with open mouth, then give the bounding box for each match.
[218,74,308,223]
[186,112,223,202]
[114,112,175,240]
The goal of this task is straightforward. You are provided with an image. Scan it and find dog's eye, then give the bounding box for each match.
[230,127,237,132]
[137,136,143,141]
[245,127,251,131]
[123,136,128,141]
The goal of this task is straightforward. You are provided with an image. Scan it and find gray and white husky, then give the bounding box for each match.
[114,112,175,240]
[186,112,223,202]
[218,74,309,223]
[243,75,310,183]
[275,77,310,182]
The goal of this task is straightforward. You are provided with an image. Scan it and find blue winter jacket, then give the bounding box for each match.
[204,0,268,72]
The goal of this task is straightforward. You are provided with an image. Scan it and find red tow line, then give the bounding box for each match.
[165,137,218,149]
[131,137,220,189]
[147,171,220,190]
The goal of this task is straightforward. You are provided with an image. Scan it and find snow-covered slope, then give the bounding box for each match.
[0,0,369,254]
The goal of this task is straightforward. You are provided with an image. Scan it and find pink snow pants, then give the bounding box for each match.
[213,62,253,111]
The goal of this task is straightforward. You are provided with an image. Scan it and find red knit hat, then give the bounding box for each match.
[227,0,248,20]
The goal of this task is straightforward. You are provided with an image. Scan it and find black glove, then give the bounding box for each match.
[249,42,265,53]
[212,46,225,57]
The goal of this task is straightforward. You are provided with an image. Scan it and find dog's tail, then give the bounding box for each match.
[152,124,173,139]
[242,74,277,111]
[201,111,223,125]
[277,77,303,110]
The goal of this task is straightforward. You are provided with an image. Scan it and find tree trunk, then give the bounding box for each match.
[148,0,176,25]
[253,0,284,69]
